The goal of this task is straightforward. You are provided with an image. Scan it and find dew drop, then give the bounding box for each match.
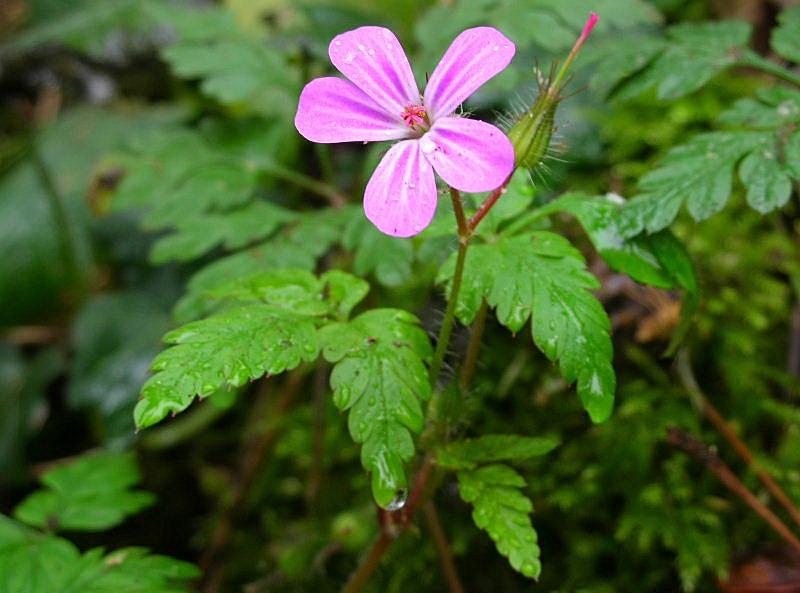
[344,52,355,64]
[334,40,342,46]
[408,182,416,189]
[419,135,436,154]
[385,489,408,511]
[493,45,499,51]
[358,43,365,51]
[368,48,376,55]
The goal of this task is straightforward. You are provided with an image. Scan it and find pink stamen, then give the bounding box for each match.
[402,104,426,127]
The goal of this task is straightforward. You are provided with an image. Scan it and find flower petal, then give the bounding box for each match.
[420,117,514,193]
[295,77,409,143]
[423,27,515,120]
[364,140,438,237]
[329,26,420,118]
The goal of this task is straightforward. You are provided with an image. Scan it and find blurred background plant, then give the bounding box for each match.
[2,0,800,592]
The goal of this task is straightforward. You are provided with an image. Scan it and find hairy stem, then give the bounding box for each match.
[676,349,800,531]
[468,175,512,231]
[667,427,800,554]
[423,501,466,593]
[429,189,471,386]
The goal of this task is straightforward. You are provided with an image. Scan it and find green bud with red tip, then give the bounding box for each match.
[507,12,599,169]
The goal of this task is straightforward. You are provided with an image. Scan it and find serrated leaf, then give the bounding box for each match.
[0,515,198,593]
[718,86,800,130]
[150,201,298,264]
[739,149,792,213]
[615,21,751,100]
[415,0,660,77]
[458,464,541,579]
[319,309,433,508]
[772,6,800,63]
[174,208,350,322]
[343,214,414,287]
[536,193,677,288]
[139,269,364,428]
[111,129,257,230]
[583,35,665,98]
[618,131,769,236]
[437,435,559,470]
[439,231,615,422]
[13,452,154,532]
[151,4,298,116]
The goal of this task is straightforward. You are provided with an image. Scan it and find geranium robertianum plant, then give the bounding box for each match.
[129,12,671,585]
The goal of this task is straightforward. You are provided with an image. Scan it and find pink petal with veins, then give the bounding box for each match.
[329,26,420,117]
[295,77,408,143]
[420,117,514,193]
[364,140,438,237]
[423,27,515,120]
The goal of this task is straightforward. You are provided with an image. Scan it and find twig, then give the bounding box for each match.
[200,371,305,592]
[676,349,800,531]
[666,427,800,554]
[423,501,466,593]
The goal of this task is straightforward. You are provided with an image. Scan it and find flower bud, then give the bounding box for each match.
[507,12,599,170]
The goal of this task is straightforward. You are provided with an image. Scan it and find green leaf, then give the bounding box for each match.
[110,129,257,230]
[342,214,414,287]
[739,149,792,214]
[718,86,800,130]
[583,35,665,99]
[0,515,198,593]
[13,452,154,532]
[151,4,298,116]
[438,232,615,422]
[437,435,559,470]
[150,201,298,264]
[137,270,369,428]
[173,208,351,322]
[618,131,769,236]
[615,21,751,100]
[536,193,677,288]
[457,464,541,579]
[320,309,433,508]
[772,6,800,63]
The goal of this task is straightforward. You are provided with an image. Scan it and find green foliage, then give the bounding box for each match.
[136,269,368,429]
[619,86,800,234]
[150,4,299,116]
[1,451,197,593]
[458,464,541,579]
[437,434,559,470]
[439,231,615,422]
[14,452,154,532]
[771,6,800,63]
[320,309,433,508]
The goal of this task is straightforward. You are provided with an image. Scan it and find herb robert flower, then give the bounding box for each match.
[295,26,516,237]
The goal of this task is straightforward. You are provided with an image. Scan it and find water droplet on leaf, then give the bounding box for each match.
[385,489,408,511]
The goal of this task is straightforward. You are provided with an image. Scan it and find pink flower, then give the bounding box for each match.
[295,26,516,237]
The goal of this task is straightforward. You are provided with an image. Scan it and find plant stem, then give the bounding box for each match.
[263,161,347,208]
[423,501,466,593]
[667,427,800,554]
[737,49,800,88]
[468,176,511,231]
[459,300,488,390]
[340,532,394,593]
[676,349,800,531]
[429,189,471,386]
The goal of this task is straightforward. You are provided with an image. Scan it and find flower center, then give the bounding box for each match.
[401,104,428,130]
